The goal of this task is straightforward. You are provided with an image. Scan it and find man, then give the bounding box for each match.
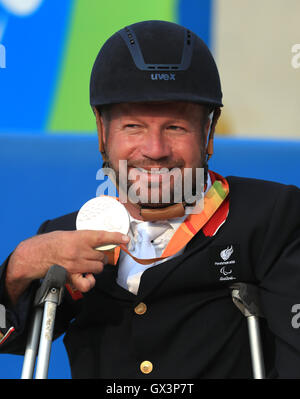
[1,20,300,379]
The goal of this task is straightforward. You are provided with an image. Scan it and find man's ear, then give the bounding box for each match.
[206,107,221,160]
[93,106,108,162]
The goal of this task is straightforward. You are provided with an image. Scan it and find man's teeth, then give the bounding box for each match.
[136,167,171,174]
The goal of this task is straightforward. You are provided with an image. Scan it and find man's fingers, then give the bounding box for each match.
[82,230,130,248]
[79,259,106,275]
[70,273,96,293]
[84,248,109,263]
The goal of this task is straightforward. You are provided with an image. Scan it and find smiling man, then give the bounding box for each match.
[97,101,211,216]
[1,20,300,379]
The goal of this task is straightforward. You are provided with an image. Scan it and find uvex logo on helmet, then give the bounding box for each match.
[151,73,176,81]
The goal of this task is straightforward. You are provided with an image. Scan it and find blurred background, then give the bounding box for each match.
[0,0,299,379]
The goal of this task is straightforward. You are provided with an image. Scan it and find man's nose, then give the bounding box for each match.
[140,129,172,160]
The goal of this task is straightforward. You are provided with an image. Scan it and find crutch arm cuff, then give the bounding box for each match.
[230,282,264,318]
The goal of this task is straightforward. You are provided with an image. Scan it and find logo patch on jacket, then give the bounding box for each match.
[210,244,240,282]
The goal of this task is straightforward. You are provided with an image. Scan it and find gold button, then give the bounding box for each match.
[134,302,147,315]
[140,360,153,374]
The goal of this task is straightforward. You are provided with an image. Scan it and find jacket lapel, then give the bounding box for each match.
[136,230,215,299]
[93,263,136,301]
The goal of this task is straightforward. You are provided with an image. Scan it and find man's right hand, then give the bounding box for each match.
[5,230,130,306]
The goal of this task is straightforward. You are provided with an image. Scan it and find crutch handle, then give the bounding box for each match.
[230,282,265,379]
[34,264,67,307]
[230,282,264,318]
[21,265,67,379]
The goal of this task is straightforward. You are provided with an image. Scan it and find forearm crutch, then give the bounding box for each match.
[21,265,67,379]
[230,283,265,379]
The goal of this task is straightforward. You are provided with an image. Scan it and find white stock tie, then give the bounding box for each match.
[124,222,169,294]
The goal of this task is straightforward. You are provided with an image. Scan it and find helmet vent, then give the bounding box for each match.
[119,26,194,71]
[187,30,191,45]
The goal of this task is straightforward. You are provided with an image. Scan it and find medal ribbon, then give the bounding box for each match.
[107,171,229,265]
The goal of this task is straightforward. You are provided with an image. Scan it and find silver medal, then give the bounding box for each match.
[76,196,130,251]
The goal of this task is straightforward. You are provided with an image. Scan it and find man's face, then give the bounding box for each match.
[101,101,210,212]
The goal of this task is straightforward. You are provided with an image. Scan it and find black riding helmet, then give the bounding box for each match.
[90,20,223,108]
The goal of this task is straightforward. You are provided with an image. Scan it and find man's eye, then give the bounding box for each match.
[125,124,139,128]
[167,125,185,131]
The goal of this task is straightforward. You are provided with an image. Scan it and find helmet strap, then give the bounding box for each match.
[206,107,221,161]
[93,106,108,164]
